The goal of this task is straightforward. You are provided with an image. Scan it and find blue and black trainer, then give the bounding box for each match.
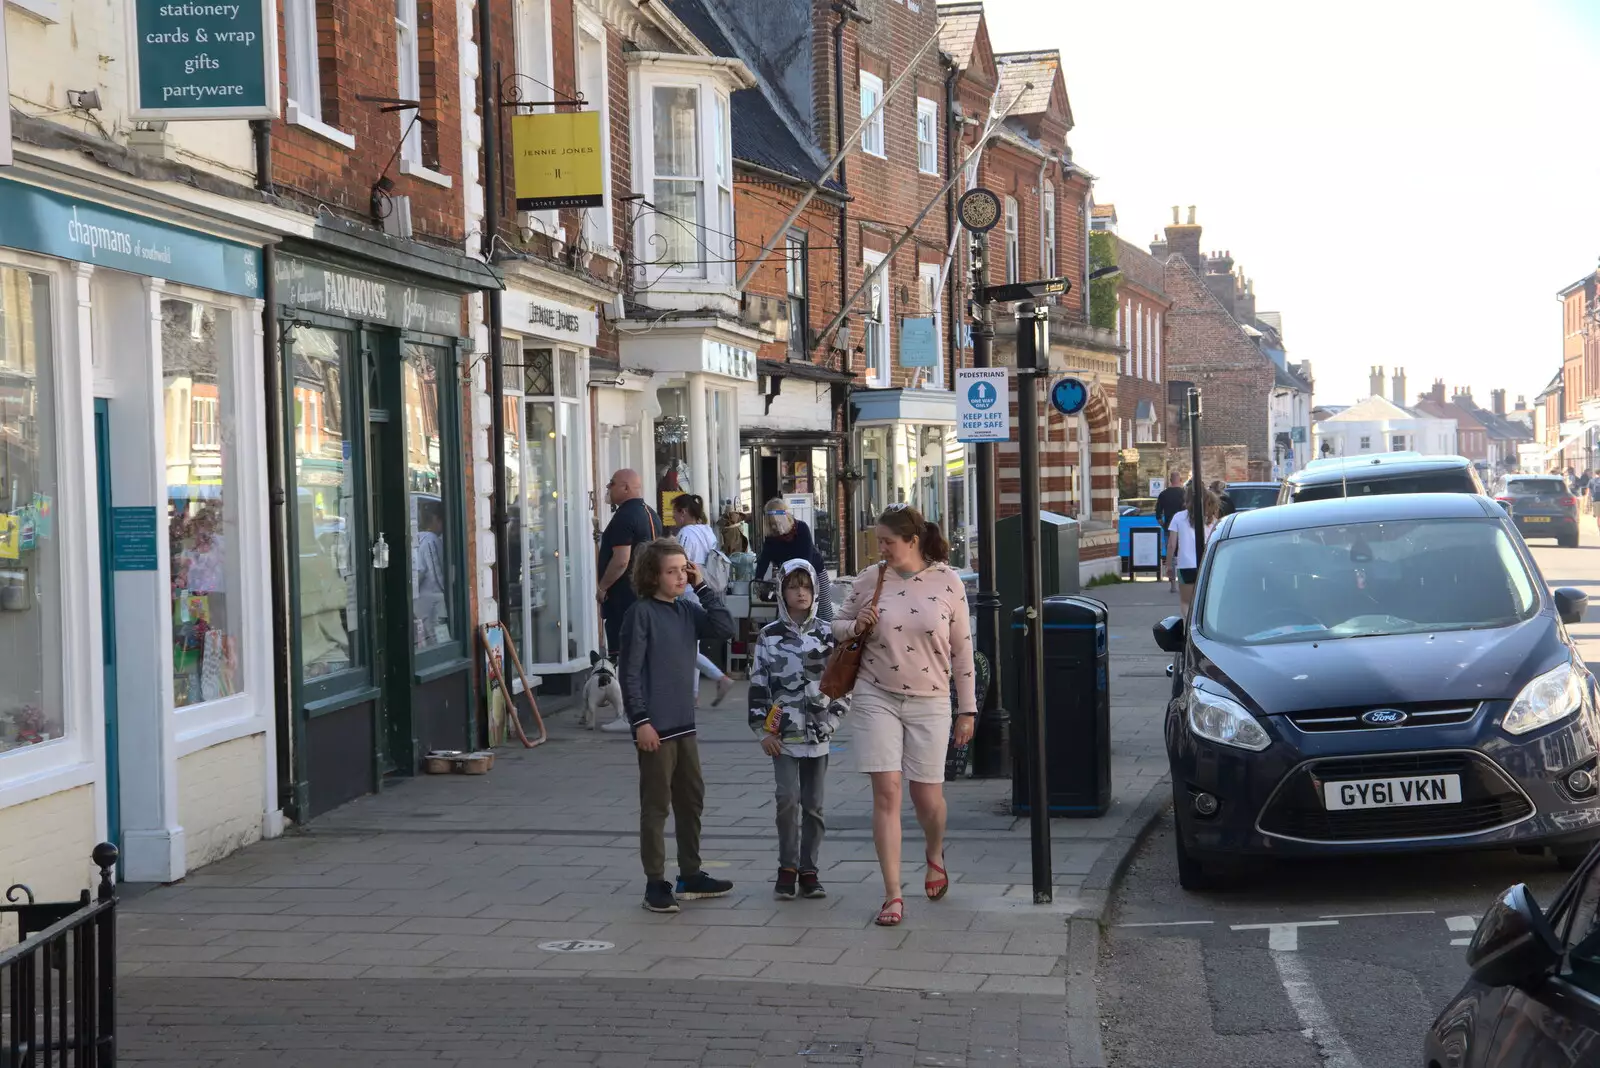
[676,871,734,900]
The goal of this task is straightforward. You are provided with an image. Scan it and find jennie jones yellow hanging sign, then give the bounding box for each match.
[513,111,605,211]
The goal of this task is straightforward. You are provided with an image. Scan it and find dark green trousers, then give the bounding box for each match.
[637,735,704,881]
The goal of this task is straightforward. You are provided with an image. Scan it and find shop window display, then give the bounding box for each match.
[164,299,243,707]
[0,269,62,752]
[403,342,455,651]
[518,346,587,668]
[291,327,362,681]
[655,385,691,521]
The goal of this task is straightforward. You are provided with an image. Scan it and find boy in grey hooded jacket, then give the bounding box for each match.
[748,559,847,900]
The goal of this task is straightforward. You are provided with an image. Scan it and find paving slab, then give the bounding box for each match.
[120,578,1178,1064]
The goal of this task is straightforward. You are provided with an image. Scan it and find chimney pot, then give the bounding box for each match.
[1187,205,1196,225]
[1172,206,1180,224]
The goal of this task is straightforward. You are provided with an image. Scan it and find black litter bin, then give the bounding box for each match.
[1011,595,1111,817]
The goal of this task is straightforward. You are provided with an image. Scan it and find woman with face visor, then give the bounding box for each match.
[755,498,833,622]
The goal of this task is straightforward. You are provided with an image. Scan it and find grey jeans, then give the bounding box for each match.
[772,754,828,872]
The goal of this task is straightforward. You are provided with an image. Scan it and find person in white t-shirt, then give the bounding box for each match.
[1166,484,1220,619]
[673,494,734,706]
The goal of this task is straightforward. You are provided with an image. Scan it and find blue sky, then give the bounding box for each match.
[981,0,1600,409]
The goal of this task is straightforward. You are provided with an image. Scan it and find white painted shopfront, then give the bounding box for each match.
[0,170,280,890]
[500,279,602,679]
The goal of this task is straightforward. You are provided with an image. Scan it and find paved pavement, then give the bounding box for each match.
[118,578,1183,1066]
[1097,532,1600,1067]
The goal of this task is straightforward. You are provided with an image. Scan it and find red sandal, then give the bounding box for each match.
[875,897,904,927]
[925,852,949,901]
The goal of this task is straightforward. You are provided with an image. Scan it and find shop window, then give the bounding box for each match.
[501,375,524,656]
[652,86,705,279]
[291,326,362,682]
[860,70,885,158]
[656,385,691,510]
[404,343,456,652]
[0,269,63,754]
[946,443,968,570]
[916,97,938,175]
[164,299,242,708]
[786,232,808,359]
[519,347,587,668]
[857,426,889,565]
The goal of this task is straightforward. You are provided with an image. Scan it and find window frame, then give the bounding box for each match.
[516,0,562,237]
[629,58,740,293]
[1042,180,1056,279]
[918,261,944,389]
[785,231,808,359]
[916,97,938,175]
[395,0,422,167]
[1004,197,1019,284]
[863,248,891,388]
[575,9,615,255]
[860,70,886,159]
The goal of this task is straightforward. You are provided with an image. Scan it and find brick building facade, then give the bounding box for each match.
[1112,236,1173,449]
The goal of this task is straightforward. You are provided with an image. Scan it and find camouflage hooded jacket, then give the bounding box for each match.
[748,559,847,756]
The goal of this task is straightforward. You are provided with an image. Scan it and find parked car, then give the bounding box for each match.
[1222,482,1281,513]
[1494,474,1581,548]
[1425,852,1600,1066]
[1153,492,1596,891]
[1119,497,1157,517]
[1278,453,1483,505]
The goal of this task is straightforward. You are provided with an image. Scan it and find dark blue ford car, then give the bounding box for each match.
[1153,493,1597,890]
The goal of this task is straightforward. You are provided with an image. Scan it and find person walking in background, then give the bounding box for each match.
[835,505,976,928]
[748,560,845,902]
[1587,471,1600,538]
[1167,485,1221,620]
[673,494,734,706]
[619,538,737,914]
[595,470,662,733]
[1154,472,1187,593]
[756,498,833,622]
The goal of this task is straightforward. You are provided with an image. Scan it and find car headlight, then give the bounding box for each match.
[1504,660,1588,736]
[1187,687,1272,751]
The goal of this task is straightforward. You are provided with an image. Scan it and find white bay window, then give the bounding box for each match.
[628,52,753,311]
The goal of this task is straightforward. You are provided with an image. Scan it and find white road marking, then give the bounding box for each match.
[1447,915,1478,946]
[1115,920,1216,928]
[1272,949,1364,1068]
[1231,921,1339,951]
[1318,909,1435,920]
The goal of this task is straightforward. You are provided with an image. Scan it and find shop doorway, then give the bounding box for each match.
[92,399,121,856]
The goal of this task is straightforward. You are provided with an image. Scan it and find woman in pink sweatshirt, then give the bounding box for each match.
[835,505,977,927]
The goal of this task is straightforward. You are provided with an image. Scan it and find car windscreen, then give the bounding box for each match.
[1291,469,1477,502]
[1507,478,1567,497]
[1198,517,1540,646]
[1225,486,1278,510]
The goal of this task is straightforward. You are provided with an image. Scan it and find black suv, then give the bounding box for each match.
[1278,453,1483,505]
[1494,474,1581,548]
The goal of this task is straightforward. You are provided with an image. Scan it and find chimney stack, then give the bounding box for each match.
[1515,395,1527,412]
[1369,365,1385,399]
[1491,389,1506,416]
[1164,205,1203,271]
[1391,368,1407,407]
[1429,379,1446,404]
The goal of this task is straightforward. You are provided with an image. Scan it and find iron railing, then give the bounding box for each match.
[0,844,119,1067]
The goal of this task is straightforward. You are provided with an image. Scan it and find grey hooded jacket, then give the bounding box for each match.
[747,559,847,758]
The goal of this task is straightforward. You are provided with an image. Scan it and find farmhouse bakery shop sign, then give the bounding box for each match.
[129,0,279,120]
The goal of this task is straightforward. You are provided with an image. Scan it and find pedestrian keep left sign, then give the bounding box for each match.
[956,367,1010,442]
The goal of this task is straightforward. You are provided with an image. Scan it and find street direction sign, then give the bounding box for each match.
[1050,377,1089,416]
[957,367,1010,442]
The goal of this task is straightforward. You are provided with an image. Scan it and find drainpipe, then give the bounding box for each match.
[943,59,958,392]
[251,120,299,821]
[833,2,855,575]
[480,5,510,664]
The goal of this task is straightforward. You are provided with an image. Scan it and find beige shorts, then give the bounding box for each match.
[852,678,953,784]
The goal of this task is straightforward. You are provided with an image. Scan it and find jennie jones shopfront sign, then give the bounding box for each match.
[0,178,262,297]
[128,0,279,121]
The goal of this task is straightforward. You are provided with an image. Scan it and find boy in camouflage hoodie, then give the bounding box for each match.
[749,559,847,900]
